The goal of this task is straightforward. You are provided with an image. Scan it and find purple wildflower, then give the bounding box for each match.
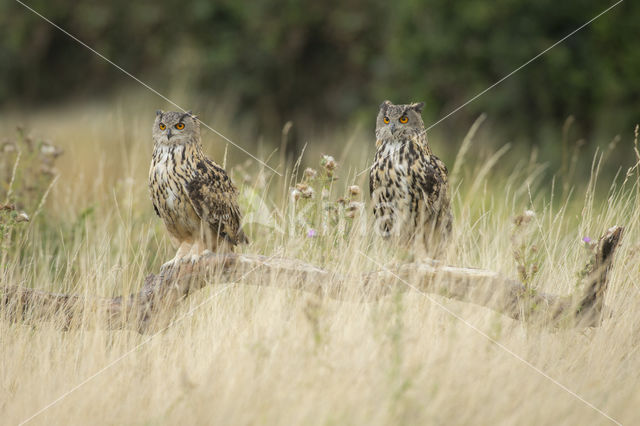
[582,236,592,244]
[307,229,317,238]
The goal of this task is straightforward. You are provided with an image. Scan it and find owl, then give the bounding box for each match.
[149,110,248,263]
[369,100,452,253]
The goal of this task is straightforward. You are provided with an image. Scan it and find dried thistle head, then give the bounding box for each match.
[513,209,535,227]
[295,183,314,199]
[39,141,64,165]
[348,185,361,198]
[0,204,16,211]
[290,188,301,202]
[15,212,30,223]
[320,155,337,177]
[303,167,318,180]
[1,141,17,153]
[345,201,364,218]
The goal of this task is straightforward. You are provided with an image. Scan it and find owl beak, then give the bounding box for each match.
[166,129,173,140]
[389,123,397,134]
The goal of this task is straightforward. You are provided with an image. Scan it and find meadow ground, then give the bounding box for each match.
[1,99,639,425]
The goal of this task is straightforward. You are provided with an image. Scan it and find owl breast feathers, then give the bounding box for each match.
[369,100,452,249]
[149,110,247,260]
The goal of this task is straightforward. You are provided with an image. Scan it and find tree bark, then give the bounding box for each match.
[1,226,623,333]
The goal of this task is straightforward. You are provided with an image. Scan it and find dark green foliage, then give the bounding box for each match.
[1,1,638,148]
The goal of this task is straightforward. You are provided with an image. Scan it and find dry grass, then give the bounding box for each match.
[1,99,639,425]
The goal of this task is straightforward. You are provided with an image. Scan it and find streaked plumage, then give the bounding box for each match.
[149,110,247,261]
[369,100,452,252]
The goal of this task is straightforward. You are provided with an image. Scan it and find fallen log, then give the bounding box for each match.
[1,226,623,333]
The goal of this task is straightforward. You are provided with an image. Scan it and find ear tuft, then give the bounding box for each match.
[411,102,425,113]
[379,100,392,110]
[156,110,163,117]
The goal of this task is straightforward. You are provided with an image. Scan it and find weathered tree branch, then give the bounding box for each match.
[1,226,623,333]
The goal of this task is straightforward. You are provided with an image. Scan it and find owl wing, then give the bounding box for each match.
[186,158,248,245]
[369,148,385,197]
[369,166,375,197]
[412,152,453,234]
[410,149,448,212]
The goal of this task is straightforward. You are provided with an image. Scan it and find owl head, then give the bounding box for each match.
[152,110,200,145]
[375,100,425,140]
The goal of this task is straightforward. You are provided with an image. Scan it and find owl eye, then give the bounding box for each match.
[175,123,185,130]
[383,116,390,124]
[159,123,166,130]
[399,116,409,124]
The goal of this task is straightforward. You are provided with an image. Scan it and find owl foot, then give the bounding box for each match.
[161,257,181,272]
[160,242,193,270]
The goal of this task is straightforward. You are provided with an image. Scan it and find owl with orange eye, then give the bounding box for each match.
[149,110,248,264]
[369,100,452,255]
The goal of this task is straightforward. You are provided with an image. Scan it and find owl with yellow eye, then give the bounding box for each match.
[369,100,452,254]
[149,110,248,264]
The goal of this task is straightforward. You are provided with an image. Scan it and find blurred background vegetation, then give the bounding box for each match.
[0,0,638,177]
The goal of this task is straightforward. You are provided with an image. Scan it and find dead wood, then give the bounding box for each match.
[1,226,623,333]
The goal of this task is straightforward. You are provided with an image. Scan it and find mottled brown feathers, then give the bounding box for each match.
[186,158,248,245]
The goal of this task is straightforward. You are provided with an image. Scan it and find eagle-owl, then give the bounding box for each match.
[369,100,452,252]
[149,110,248,262]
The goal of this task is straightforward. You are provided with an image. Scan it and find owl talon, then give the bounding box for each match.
[161,259,177,271]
